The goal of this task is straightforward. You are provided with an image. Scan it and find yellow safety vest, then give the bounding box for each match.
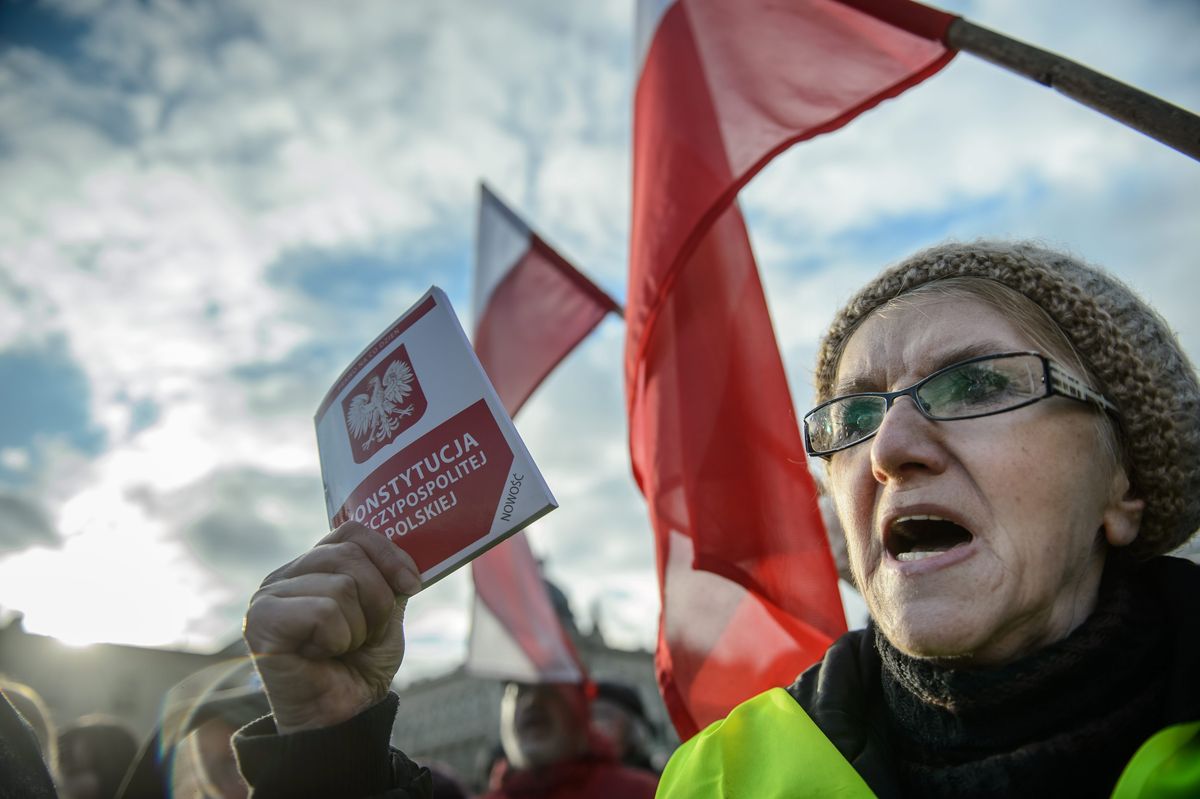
[657,688,1200,799]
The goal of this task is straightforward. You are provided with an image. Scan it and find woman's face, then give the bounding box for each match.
[826,294,1142,665]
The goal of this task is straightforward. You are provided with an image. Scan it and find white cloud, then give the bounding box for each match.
[0,448,30,472]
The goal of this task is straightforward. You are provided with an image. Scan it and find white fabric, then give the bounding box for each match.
[473,184,532,331]
[465,587,582,683]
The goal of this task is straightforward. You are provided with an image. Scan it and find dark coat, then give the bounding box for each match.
[0,693,57,799]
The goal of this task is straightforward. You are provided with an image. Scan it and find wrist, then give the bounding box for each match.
[236,693,402,794]
[273,692,388,735]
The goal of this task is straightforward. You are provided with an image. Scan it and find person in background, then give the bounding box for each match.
[176,664,271,799]
[119,659,270,799]
[481,680,657,798]
[57,716,138,799]
[589,680,657,774]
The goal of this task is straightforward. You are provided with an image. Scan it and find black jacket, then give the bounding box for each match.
[234,693,431,799]
[0,693,57,799]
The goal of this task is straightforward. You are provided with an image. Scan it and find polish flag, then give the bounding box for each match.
[628,0,957,737]
[473,184,620,418]
[466,184,619,683]
[467,532,585,683]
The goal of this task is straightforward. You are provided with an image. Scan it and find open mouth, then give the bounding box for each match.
[887,515,973,562]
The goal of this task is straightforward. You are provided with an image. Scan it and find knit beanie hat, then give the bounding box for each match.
[814,240,1200,559]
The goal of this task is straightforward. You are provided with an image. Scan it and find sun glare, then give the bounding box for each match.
[0,508,220,650]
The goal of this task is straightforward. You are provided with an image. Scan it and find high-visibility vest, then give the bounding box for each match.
[656,688,1200,799]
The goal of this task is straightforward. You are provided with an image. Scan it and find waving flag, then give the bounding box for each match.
[473,184,620,418]
[628,0,957,737]
[467,533,585,682]
[466,184,619,683]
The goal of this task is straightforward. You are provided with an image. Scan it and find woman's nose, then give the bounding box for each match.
[869,396,948,483]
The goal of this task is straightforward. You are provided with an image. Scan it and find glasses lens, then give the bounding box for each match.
[807,395,886,454]
[917,354,1043,418]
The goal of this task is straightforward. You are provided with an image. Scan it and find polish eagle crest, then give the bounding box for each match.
[345,358,416,451]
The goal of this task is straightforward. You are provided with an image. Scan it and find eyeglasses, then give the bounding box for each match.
[803,351,1117,458]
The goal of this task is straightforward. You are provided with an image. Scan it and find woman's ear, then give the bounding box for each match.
[1103,469,1144,548]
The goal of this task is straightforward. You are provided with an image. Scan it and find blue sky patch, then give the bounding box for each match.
[0,341,105,472]
[0,1,88,61]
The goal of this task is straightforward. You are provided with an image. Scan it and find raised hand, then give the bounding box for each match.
[243,521,421,734]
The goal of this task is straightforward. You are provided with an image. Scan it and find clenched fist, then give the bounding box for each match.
[243,522,421,734]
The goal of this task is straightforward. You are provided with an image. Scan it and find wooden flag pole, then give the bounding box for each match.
[946,18,1200,161]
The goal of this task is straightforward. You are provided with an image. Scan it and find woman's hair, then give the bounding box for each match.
[814,240,1200,558]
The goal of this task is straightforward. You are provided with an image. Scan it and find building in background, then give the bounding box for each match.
[0,614,245,738]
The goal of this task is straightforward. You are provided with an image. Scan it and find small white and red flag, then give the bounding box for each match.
[473,184,620,418]
[466,184,619,683]
[628,0,958,737]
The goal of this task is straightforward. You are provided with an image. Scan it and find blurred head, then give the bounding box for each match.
[590,681,649,763]
[810,242,1200,665]
[174,661,269,799]
[56,717,138,799]
[181,717,247,799]
[499,682,589,771]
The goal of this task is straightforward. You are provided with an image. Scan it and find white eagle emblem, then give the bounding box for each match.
[345,359,416,451]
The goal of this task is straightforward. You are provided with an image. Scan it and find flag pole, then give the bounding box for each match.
[946,18,1200,161]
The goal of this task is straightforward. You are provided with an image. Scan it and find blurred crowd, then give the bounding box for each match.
[1,662,663,798]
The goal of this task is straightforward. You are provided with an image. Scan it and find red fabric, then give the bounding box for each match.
[470,533,585,681]
[627,0,956,738]
[471,196,617,684]
[475,235,619,418]
[481,737,657,799]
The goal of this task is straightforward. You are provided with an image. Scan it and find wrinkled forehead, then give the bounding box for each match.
[834,294,1035,393]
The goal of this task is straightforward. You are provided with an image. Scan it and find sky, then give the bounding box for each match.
[0,0,1197,681]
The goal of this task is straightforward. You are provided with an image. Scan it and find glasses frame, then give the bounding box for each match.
[803,350,1118,458]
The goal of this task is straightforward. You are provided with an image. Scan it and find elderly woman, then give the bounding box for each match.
[655,241,1200,797]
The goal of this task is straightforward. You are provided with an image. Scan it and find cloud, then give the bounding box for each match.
[0,492,59,552]
[129,466,328,579]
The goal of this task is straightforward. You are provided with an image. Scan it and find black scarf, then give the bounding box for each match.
[877,556,1168,797]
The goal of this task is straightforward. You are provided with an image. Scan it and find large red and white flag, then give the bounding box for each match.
[466,184,619,683]
[628,0,958,737]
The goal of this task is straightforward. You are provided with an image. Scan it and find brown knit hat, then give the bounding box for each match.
[814,240,1200,559]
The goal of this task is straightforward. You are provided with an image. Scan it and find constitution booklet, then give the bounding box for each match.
[314,287,556,588]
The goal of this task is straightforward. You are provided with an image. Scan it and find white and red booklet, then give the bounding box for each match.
[314,287,557,588]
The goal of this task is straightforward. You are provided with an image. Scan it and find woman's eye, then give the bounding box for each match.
[926,366,1012,409]
[837,399,882,433]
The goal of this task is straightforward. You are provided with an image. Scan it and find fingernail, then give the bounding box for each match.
[394,567,421,596]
